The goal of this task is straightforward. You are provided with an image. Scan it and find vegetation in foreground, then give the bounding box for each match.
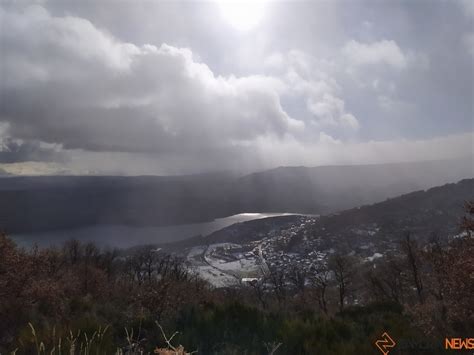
[0,203,473,354]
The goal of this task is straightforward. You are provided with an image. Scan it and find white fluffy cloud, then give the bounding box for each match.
[342,40,407,69]
[307,94,359,130]
[265,50,360,130]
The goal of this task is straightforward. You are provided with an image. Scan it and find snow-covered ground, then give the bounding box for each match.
[187,243,263,287]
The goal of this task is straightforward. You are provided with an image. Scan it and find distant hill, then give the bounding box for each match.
[0,159,472,234]
[232,158,473,212]
[309,178,474,242]
[167,178,474,251]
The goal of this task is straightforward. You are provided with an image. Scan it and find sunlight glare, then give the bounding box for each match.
[217,0,266,31]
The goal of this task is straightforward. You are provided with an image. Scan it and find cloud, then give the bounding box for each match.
[319,132,341,145]
[307,94,359,130]
[456,1,474,57]
[266,50,360,131]
[342,40,408,69]
[1,5,303,157]
[463,32,474,57]
[46,131,473,175]
[0,1,472,174]
[251,132,474,170]
[0,138,63,163]
[460,0,474,18]
[0,123,64,163]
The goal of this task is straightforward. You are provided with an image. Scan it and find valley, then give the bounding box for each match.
[162,179,474,287]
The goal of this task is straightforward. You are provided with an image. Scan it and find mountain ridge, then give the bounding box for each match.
[0,159,472,235]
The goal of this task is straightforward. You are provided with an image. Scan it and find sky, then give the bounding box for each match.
[0,0,473,175]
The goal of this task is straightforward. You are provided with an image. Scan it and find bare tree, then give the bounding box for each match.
[247,278,268,310]
[134,247,157,283]
[99,248,119,281]
[328,254,355,312]
[310,265,330,314]
[367,256,405,304]
[266,268,287,310]
[63,239,82,265]
[288,264,307,295]
[461,201,474,236]
[401,231,424,304]
[82,242,100,293]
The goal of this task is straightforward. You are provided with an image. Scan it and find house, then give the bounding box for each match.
[241,277,259,285]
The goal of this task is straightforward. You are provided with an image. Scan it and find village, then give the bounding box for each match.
[184,215,399,287]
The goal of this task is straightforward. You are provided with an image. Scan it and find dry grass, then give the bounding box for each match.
[17,322,194,355]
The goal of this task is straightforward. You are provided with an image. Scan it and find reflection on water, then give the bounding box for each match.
[12,213,300,249]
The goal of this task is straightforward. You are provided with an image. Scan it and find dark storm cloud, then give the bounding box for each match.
[1,5,302,156]
[0,0,472,174]
[0,138,63,163]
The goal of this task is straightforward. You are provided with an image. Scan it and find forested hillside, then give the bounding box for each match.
[1,183,472,354]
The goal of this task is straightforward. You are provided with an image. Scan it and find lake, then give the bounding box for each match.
[12,213,300,248]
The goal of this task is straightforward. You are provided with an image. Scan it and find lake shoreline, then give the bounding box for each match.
[11,212,311,249]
